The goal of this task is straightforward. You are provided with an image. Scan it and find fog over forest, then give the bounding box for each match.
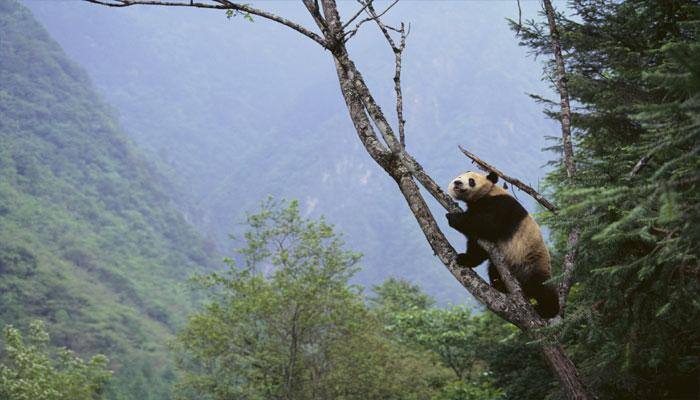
[25,0,556,304]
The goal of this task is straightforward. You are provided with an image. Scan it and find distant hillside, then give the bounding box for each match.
[0,1,215,398]
[26,2,556,304]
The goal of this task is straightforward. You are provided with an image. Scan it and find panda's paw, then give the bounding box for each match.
[456,253,470,267]
[446,212,462,227]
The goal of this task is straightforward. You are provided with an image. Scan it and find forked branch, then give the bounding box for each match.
[341,0,373,31]
[363,1,409,147]
[344,0,400,42]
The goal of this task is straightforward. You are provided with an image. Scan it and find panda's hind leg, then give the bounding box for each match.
[487,262,507,293]
[522,270,560,319]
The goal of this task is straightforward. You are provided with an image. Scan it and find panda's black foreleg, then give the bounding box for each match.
[487,262,507,293]
[446,210,505,243]
[456,239,489,268]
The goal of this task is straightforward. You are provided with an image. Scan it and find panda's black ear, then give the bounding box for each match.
[487,171,499,184]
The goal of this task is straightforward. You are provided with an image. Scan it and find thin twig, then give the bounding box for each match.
[344,0,399,42]
[458,145,558,213]
[394,23,408,147]
[515,0,523,35]
[364,0,398,48]
[363,1,408,148]
[341,0,372,30]
[364,0,400,26]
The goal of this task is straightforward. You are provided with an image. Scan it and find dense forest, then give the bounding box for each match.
[518,1,699,398]
[0,1,215,398]
[1,0,699,399]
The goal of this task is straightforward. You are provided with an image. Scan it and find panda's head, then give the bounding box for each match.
[448,171,499,203]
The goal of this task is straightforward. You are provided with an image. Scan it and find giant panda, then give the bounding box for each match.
[446,171,559,318]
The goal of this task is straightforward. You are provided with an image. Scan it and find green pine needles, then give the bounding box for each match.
[517,1,700,398]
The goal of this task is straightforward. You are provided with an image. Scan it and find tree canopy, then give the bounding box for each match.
[173,199,454,400]
[0,321,111,400]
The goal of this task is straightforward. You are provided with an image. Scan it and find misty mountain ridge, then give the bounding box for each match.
[0,1,216,397]
[24,1,557,303]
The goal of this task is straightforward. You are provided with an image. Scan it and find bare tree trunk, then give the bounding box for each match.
[541,0,582,316]
[542,344,590,400]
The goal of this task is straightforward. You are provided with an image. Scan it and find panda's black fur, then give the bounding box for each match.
[446,171,559,319]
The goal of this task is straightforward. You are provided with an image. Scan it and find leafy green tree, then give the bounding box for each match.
[515,1,700,398]
[373,279,552,400]
[473,314,556,400]
[0,320,111,400]
[369,277,435,314]
[387,307,505,399]
[173,199,450,400]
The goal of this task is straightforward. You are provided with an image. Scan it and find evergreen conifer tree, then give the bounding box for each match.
[516,1,699,398]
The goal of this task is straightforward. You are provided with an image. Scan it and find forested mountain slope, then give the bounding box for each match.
[0,1,214,398]
[25,1,556,304]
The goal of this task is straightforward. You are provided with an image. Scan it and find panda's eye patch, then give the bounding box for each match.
[468,178,476,187]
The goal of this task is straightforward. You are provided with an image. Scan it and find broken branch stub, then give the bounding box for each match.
[458,145,558,213]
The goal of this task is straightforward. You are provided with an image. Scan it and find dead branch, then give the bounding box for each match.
[364,0,399,48]
[338,57,402,153]
[363,1,408,148]
[629,154,652,177]
[458,145,558,213]
[353,9,533,321]
[84,0,328,48]
[395,23,408,147]
[343,0,399,42]
[320,0,536,328]
[301,0,330,38]
[340,0,372,31]
[514,0,523,35]
[542,0,575,179]
[477,240,541,326]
